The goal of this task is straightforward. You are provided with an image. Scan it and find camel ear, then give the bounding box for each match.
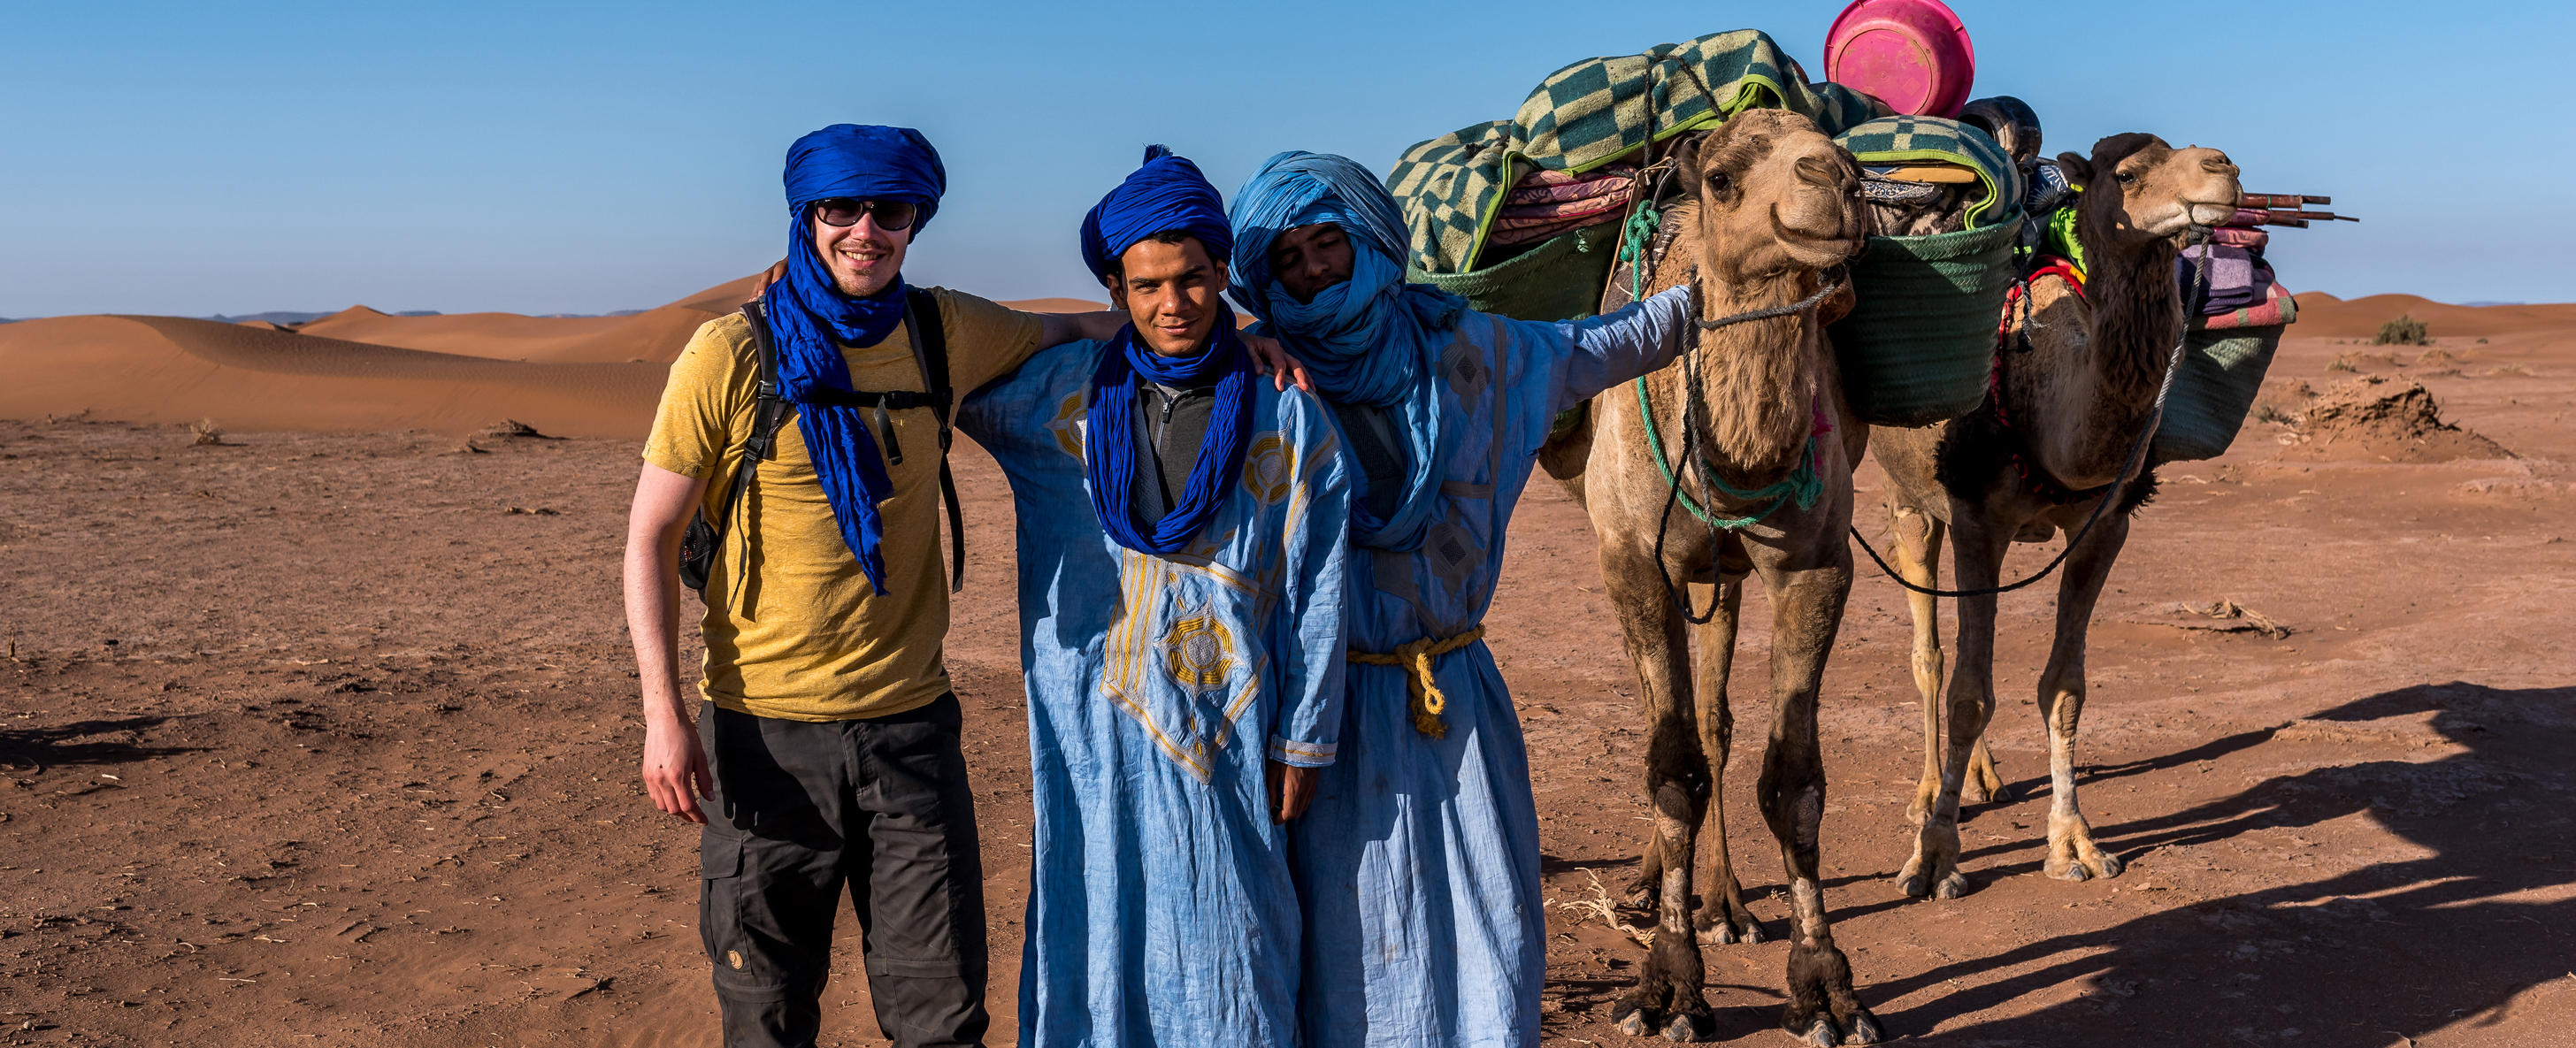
[2055,150,2094,192]
[1667,134,1704,198]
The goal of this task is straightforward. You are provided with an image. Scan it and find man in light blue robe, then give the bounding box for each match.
[1228,152,1697,1047]
[955,147,1350,1048]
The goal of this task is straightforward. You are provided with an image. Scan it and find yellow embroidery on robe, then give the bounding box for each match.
[1162,602,1238,697]
[1242,432,1292,504]
[1047,393,1086,460]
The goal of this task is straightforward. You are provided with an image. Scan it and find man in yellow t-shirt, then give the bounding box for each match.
[621,124,1130,1048]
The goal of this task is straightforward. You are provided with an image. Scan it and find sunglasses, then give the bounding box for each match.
[810,198,918,231]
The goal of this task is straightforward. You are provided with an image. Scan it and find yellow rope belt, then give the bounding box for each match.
[1346,625,1485,739]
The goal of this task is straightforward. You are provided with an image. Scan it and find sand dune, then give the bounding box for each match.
[0,314,667,438]
[293,275,763,363]
[2289,292,2576,340]
[0,276,1118,439]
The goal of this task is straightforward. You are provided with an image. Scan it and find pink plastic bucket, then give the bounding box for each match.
[1823,0,1976,118]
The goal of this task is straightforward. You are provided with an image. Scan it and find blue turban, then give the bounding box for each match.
[1228,150,1462,551]
[1079,145,1234,284]
[1078,146,1256,555]
[758,123,947,594]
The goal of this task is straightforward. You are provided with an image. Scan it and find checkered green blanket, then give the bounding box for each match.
[1833,116,2025,230]
[1384,29,1888,276]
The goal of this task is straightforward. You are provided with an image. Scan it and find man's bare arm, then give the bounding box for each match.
[624,463,714,824]
[1034,310,1126,348]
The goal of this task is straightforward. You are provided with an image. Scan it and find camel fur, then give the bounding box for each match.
[1546,108,1882,1046]
[1868,129,2244,900]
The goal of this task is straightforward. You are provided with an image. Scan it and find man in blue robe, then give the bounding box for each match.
[1227,153,1698,1047]
[954,147,1351,1047]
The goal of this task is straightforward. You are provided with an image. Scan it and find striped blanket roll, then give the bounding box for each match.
[1386,28,1889,275]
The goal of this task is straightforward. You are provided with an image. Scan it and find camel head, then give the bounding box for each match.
[1668,109,1867,285]
[2057,134,2242,254]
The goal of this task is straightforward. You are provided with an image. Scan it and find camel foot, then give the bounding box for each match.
[1663,1007,1715,1042]
[1964,751,2007,806]
[1837,1008,1887,1044]
[2044,841,2126,883]
[1614,1000,1658,1038]
[1784,1014,1840,1047]
[1898,860,1973,899]
[1695,890,1766,945]
[1697,916,1765,946]
[1699,922,1761,947]
[1614,974,1681,1039]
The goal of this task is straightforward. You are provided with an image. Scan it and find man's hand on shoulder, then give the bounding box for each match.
[643,715,713,824]
[1240,333,1313,394]
[746,258,788,303]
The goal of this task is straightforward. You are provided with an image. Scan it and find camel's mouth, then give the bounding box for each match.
[1767,204,1865,266]
[2183,201,2238,227]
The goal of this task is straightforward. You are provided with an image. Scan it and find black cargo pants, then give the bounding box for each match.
[698,694,988,1048]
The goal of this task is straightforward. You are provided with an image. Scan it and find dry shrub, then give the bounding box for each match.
[2488,363,2530,377]
[2373,315,2431,346]
[189,418,224,446]
[2417,348,2456,367]
[2326,355,2359,372]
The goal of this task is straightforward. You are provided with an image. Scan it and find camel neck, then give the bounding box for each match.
[1683,269,1826,485]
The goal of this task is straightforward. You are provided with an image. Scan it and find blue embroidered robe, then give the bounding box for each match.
[1296,289,1692,1047]
[956,340,1352,1047]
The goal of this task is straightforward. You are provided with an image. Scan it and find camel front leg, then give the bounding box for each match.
[1755,556,1882,1045]
[2036,509,2132,882]
[1688,579,1763,945]
[1899,509,2011,901]
[1890,503,1946,826]
[1595,540,1718,1041]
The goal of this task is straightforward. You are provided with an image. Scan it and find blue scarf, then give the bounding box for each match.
[761,124,946,593]
[1230,151,1464,551]
[1085,308,1257,554]
[1078,145,1254,555]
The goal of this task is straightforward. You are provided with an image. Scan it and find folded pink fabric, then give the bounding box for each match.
[1496,192,1629,222]
[1505,176,1632,205]
[2208,226,2269,249]
[1515,163,1635,187]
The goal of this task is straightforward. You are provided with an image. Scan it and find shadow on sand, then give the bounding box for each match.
[1880,681,2576,1046]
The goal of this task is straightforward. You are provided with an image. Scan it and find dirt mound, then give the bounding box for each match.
[2275,374,2515,462]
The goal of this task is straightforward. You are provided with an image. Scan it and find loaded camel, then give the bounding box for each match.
[1868,126,2244,899]
[1542,108,1881,1045]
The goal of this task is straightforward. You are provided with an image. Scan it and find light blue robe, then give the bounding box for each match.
[956,340,1352,1048]
[1296,288,1693,1047]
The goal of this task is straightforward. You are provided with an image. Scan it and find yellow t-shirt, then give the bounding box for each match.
[643,287,1044,722]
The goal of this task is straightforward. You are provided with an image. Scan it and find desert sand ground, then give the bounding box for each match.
[1,288,2569,1047]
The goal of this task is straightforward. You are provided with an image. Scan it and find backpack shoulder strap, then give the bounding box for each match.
[903,287,954,433]
[902,287,966,592]
[740,300,788,457]
[691,303,788,607]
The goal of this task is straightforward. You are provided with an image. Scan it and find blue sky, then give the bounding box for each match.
[3,1,2563,317]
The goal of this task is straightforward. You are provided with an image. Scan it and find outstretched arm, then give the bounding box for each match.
[1544,284,1698,416]
[625,462,713,824]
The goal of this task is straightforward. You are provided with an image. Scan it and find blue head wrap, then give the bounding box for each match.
[758,124,947,593]
[1229,150,1462,551]
[1079,146,1257,555]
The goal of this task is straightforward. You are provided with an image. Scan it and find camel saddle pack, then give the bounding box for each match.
[677,290,963,599]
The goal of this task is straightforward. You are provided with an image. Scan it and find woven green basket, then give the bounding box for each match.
[2151,324,2286,463]
[1828,218,2022,427]
[1406,220,1622,323]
